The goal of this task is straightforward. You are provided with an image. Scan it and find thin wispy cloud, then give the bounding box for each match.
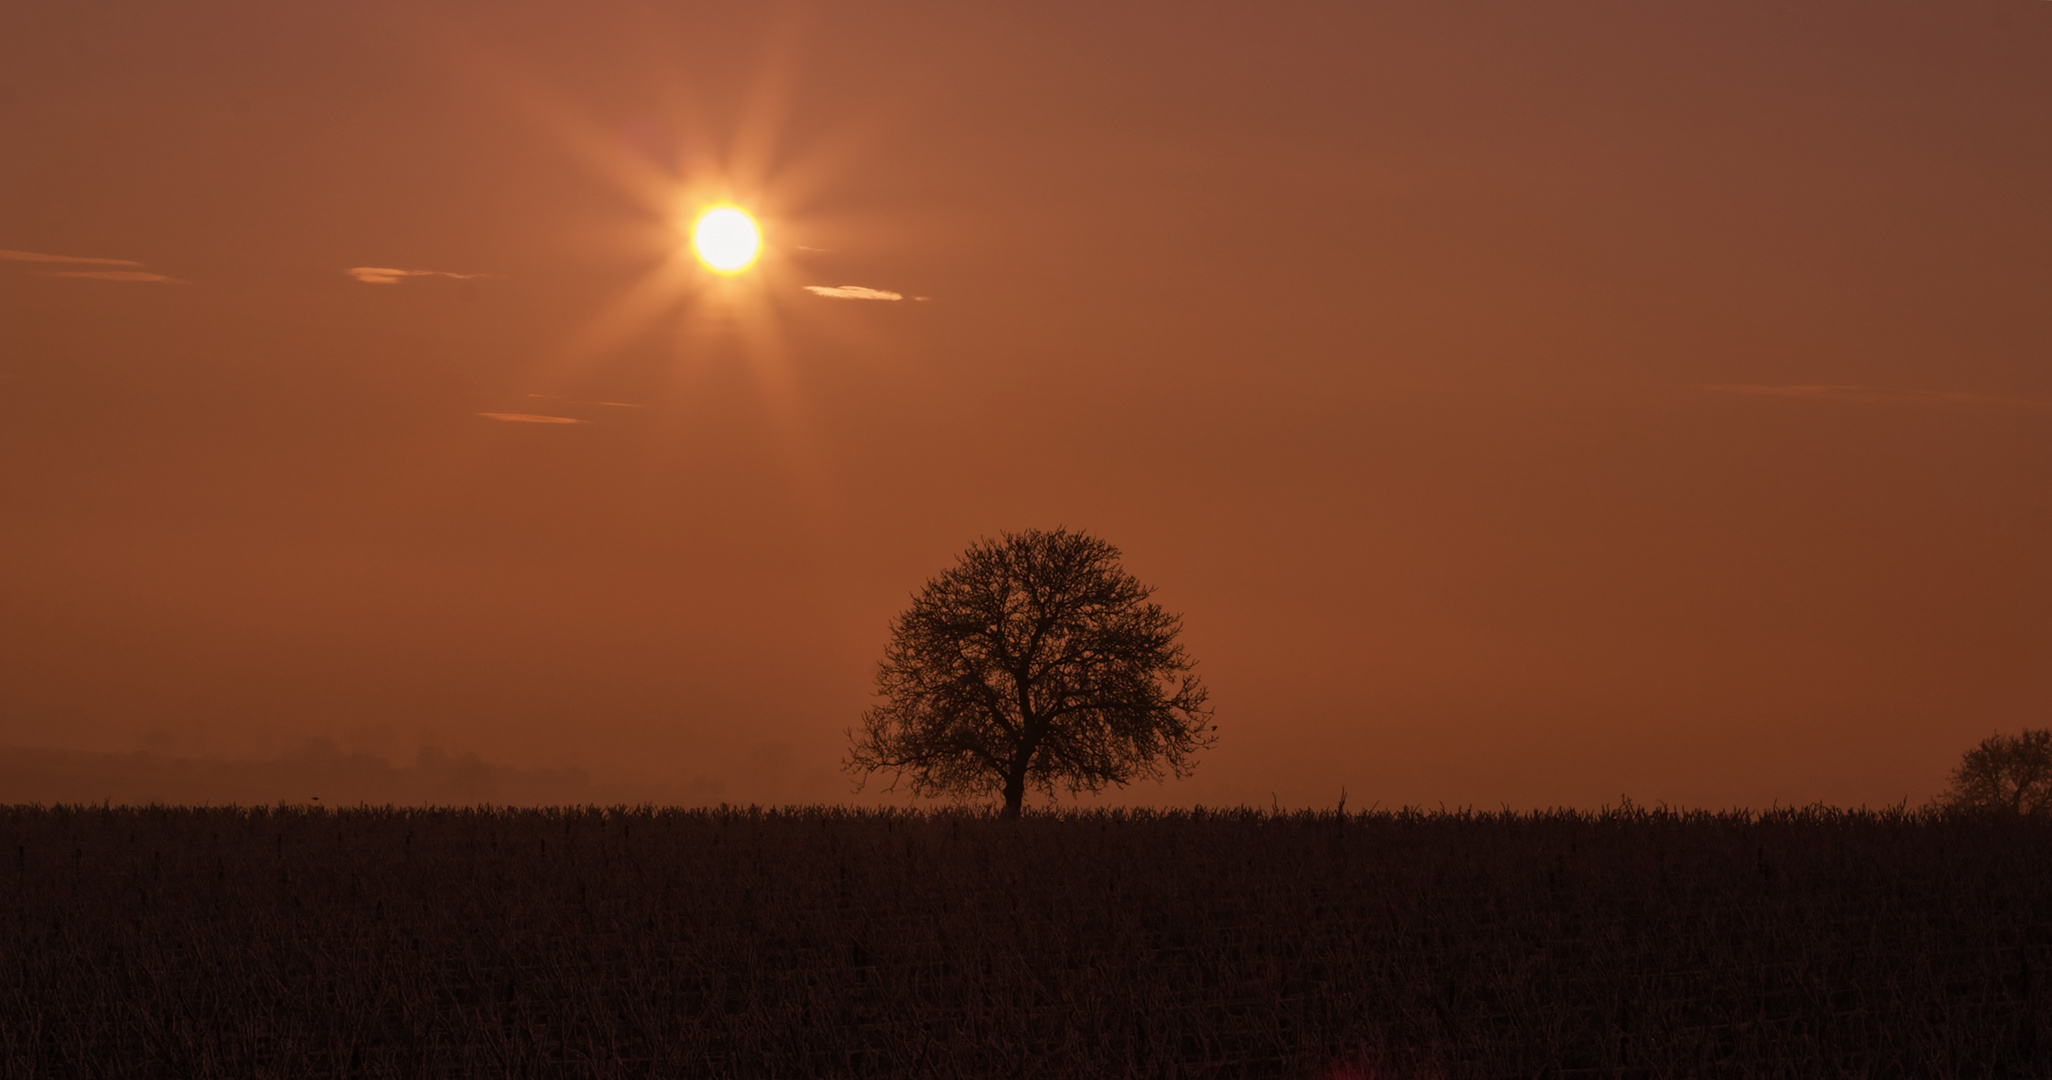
[346,267,491,285]
[42,270,185,284]
[804,284,903,301]
[1702,384,2051,408]
[525,393,644,408]
[0,249,144,267]
[4,248,184,282]
[476,412,587,424]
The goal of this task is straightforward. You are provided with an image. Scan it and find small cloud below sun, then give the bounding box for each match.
[347,267,491,285]
[804,285,904,301]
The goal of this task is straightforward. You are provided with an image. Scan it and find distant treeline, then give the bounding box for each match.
[4,803,2045,1077]
[0,741,714,807]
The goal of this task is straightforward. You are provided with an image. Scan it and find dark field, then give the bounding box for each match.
[4,804,2047,1078]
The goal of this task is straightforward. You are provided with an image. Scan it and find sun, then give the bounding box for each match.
[691,206,762,273]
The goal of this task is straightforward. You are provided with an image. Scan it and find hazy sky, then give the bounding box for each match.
[4,0,2048,809]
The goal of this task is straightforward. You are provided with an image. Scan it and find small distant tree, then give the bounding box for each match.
[845,528,1214,818]
[1940,728,2052,816]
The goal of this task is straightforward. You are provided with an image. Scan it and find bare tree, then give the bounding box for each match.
[1940,728,2052,815]
[845,528,1214,818]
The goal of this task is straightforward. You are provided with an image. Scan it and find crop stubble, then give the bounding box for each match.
[2,804,2046,1077]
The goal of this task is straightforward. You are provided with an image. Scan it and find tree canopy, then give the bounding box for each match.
[844,528,1213,817]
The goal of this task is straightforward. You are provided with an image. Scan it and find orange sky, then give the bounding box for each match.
[3,0,2048,809]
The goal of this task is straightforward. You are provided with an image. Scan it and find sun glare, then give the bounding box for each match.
[692,206,762,273]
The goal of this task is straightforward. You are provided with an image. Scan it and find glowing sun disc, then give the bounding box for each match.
[692,207,761,273]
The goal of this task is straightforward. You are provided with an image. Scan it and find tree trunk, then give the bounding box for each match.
[1003,712,1039,820]
[1001,769,1026,820]
[1001,741,1036,819]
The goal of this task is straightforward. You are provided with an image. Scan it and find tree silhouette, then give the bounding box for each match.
[845,528,1214,818]
[1940,728,2052,815]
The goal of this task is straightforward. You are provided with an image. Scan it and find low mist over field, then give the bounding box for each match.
[0,743,689,808]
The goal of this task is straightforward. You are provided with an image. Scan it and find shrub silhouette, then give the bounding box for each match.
[1941,727,2052,815]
